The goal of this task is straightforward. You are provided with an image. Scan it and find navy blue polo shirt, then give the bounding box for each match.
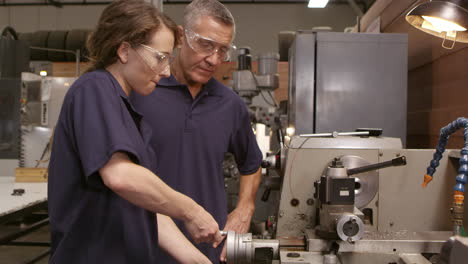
[131,75,262,263]
[48,70,159,264]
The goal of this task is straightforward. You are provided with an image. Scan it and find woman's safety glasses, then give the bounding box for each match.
[135,44,174,74]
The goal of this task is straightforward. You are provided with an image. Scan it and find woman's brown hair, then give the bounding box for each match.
[86,0,179,72]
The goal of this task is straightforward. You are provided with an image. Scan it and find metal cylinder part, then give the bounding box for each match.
[452,202,464,235]
[226,230,279,264]
[452,202,464,225]
[326,167,348,179]
[258,52,279,75]
[237,47,252,71]
[336,214,364,242]
[323,254,338,264]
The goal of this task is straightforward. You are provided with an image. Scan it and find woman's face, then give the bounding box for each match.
[123,26,175,96]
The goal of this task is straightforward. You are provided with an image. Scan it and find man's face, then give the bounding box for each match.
[178,16,234,85]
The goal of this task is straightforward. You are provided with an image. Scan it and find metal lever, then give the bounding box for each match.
[347,156,407,176]
[300,131,369,138]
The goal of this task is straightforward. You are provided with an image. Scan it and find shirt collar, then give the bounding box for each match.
[158,75,224,97]
[101,69,143,116]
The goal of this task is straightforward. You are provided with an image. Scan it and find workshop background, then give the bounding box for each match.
[2,0,468,263]
[2,0,466,148]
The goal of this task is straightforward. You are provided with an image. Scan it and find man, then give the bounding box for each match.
[131,0,263,262]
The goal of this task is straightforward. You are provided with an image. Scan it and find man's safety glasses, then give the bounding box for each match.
[184,29,236,62]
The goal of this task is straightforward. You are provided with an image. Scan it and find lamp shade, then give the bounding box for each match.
[406,0,468,43]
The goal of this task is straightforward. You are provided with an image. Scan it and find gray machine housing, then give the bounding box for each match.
[227,136,467,264]
[276,136,466,237]
[0,37,30,159]
[288,32,408,144]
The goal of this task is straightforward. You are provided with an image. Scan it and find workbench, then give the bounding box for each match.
[0,176,49,264]
[0,176,47,225]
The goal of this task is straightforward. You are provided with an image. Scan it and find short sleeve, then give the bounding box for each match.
[228,101,263,175]
[66,76,140,185]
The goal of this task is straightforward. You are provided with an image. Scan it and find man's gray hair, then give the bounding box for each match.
[184,0,236,37]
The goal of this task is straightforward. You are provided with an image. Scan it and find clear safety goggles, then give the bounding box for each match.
[184,29,236,62]
[135,44,174,73]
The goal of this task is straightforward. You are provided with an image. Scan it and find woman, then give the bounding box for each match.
[47,1,222,263]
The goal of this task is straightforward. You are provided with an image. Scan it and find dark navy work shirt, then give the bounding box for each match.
[131,75,262,263]
[48,70,159,264]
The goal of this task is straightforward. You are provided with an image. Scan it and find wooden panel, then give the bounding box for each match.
[359,0,394,32]
[15,168,48,182]
[213,61,237,87]
[379,0,421,32]
[407,134,464,149]
[408,63,433,112]
[276,62,289,103]
[52,62,91,77]
[408,45,468,148]
[430,47,468,109]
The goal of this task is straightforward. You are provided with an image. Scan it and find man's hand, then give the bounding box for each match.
[219,168,261,262]
[218,204,254,262]
[184,205,224,245]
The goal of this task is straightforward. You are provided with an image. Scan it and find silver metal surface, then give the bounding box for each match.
[40,76,75,128]
[226,230,279,264]
[21,72,42,125]
[323,254,338,264]
[232,70,257,100]
[226,230,252,264]
[279,251,325,264]
[306,229,451,254]
[20,126,52,168]
[378,149,468,232]
[277,137,467,238]
[280,251,405,264]
[314,32,408,144]
[336,214,364,242]
[288,136,403,150]
[258,52,279,76]
[318,204,360,233]
[255,74,279,90]
[340,155,378,209]
[399,253,432,264]
[288,32,408,144]
[326,167,348,179]
[277,146,380,237]
[300,131,369,138]
[287,31,315,135]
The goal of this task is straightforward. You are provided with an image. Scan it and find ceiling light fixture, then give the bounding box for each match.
[406,0,468,49]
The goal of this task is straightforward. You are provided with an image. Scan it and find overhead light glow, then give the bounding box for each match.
[39,71,47,77]
[308,0,329,8]
[422,16,467,33]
